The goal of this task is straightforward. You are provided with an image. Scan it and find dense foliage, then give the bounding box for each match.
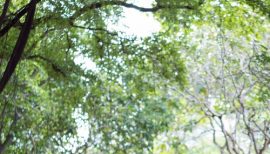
[0,0,269,153]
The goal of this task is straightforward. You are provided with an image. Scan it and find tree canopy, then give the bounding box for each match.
[0,0,270,153]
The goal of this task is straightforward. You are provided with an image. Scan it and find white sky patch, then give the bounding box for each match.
[74,53,98,72]
[110,0,161,37]
[74,108,89,142]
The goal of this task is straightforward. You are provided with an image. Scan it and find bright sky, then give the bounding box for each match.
[111,0,160,37]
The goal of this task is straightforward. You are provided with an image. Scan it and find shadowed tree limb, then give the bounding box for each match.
[0,0,40,37]
[0,0,37,93]
[0,0,11,28]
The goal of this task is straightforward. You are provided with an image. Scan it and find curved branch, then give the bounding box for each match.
[70,1,196,20]
[32,1,197,28]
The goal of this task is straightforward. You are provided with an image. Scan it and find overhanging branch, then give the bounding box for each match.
[70,1,196,20]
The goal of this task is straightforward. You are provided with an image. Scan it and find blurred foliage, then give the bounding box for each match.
[0,0,269,153]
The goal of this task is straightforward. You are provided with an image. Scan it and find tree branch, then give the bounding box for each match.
[69,21,117,36]
[0,0,37,93]
[0,0,41,37]
[259,138,270,154]
[0,0,11,28]
[70,1,196,20]
[26,55,66,77]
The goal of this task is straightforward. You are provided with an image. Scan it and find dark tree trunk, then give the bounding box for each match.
[0,0,37,93]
